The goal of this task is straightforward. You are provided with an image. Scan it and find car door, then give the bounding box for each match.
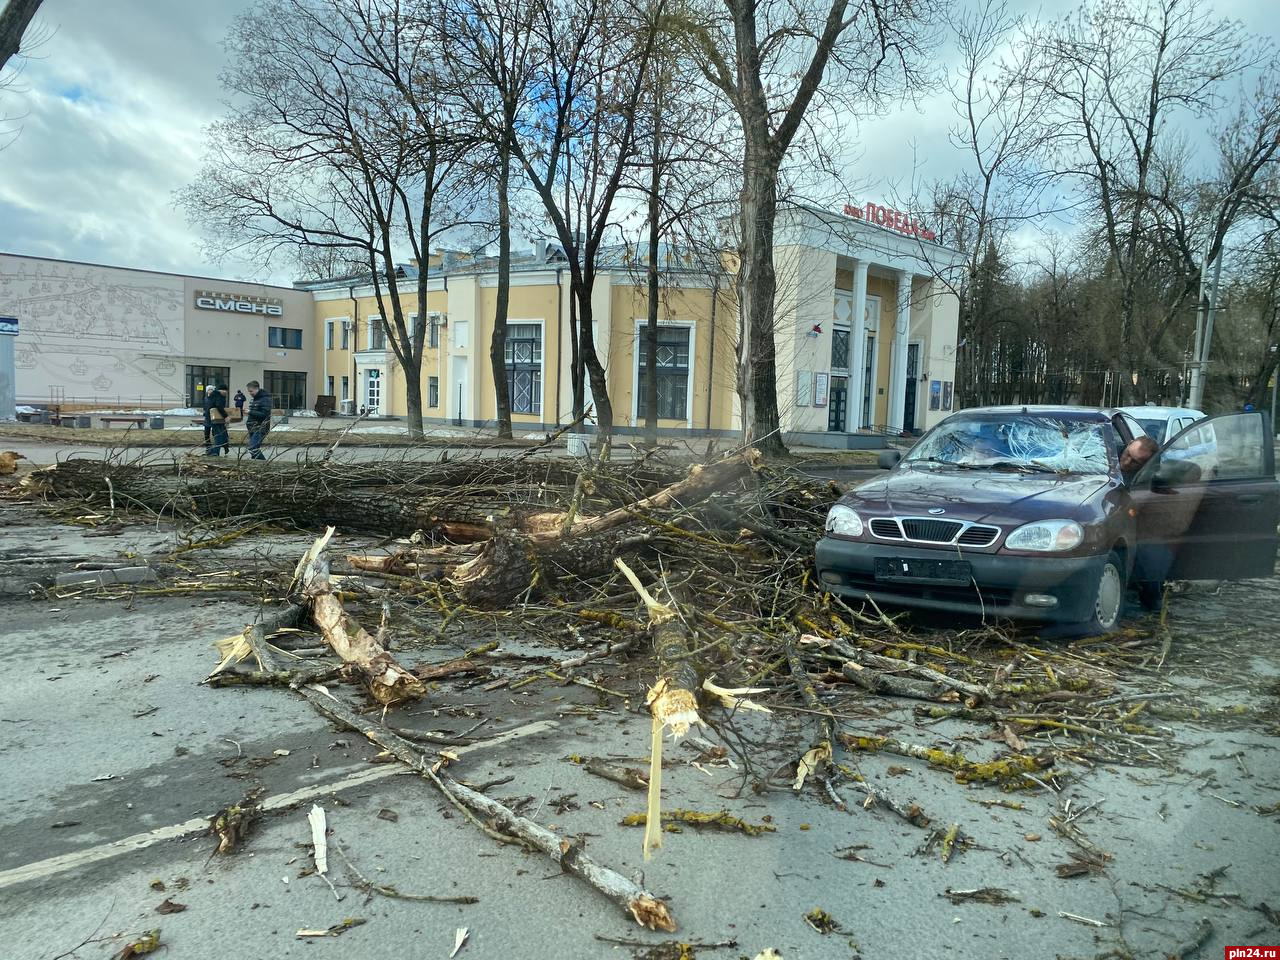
[1130,411,1278,581]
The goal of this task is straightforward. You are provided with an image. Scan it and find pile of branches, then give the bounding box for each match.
[18,447,1193,928]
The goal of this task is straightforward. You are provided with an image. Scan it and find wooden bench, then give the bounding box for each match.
[99,416,148,428]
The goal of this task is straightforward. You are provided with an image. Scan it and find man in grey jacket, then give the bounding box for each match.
[244,380,272,460]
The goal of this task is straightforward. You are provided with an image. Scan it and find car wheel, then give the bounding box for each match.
[1082,552,1125,635]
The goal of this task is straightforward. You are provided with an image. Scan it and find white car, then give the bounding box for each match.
[1118,405,1206,444]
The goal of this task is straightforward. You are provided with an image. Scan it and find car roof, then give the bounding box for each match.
[1117,405,1205,419]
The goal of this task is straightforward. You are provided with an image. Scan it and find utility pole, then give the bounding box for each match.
[1189,250,1225,411]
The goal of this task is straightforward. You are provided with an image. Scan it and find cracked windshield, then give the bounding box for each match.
[1,0,1278,958]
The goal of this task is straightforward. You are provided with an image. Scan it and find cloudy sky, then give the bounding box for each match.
[0,0,1274,285]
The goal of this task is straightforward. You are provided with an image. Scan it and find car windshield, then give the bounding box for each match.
[1136,418,1167,442]
[903,415,1111,474]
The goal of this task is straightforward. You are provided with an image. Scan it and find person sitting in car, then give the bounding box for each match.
[1119,435,1158,480]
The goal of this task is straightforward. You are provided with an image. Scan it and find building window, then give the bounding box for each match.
[831,328,850,371]
[429,314,440,348]
[504,323,542,415]
[369,317,387,350]
[269,326,303,349]
[327,376,335,397]
[341,375,350,401]
[428,376,439,408]
[186,365,231,407]
[264,370,308,411]
[325,321,335,350]
[341,321,350,350]
[637,326,690,421]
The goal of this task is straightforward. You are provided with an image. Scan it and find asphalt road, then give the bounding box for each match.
[2,501,1278,959]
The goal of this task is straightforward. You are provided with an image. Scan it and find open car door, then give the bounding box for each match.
[1131,411,1279,582]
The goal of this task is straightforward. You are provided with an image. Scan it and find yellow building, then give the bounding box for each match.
[299,205,962,443]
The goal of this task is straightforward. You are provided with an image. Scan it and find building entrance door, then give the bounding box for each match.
[450,355,469,425]
[903,343,920,432]
[862,335,875,428]
[364,368,381,413]
[828,376,848,431]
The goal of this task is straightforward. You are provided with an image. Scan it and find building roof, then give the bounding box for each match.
[292,241,728,292]
[0,250,304,293]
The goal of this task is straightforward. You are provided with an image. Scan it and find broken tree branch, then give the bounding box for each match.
[301,689,675,932]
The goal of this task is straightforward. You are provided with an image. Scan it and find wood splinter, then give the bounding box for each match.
[615,557,702,862]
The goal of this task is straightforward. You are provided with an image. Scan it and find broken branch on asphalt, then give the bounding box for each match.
[14,446,1215,934]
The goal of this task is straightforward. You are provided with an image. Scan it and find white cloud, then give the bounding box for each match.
[0,0,1273,281]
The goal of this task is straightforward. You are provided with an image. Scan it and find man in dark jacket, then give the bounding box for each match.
[203,385,229,456]
[233,389,246,418]
[244,380,272,460]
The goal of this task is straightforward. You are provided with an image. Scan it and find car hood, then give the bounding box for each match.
[845,463,1112,526]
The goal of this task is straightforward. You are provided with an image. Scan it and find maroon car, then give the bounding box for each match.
[815,406,1278,634]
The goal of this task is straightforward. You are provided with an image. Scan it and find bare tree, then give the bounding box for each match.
[1031,0,1266,400]
[626,26,737,446]
[675,0,940,453]
[507,0,664,443]
[439,0,541,439]
[181,0,475,436]
[925,0,1054,406]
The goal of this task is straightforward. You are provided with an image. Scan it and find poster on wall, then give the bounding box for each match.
[794,370,812,406]
[813,372,830,408]
[942,381,953,410]
[929,380,941,410]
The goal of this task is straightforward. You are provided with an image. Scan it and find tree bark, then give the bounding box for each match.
[644,97,662,448]
[300,545,425,706]
[491,131,514,439]
[736,149,786,455]
[0,0,41,75]
[578,281,613,445]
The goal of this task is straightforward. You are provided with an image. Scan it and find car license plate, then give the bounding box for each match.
[874,558,972,584]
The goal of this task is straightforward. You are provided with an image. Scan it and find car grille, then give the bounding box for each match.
[869,518,903,539]
[867,517,1001,547]
[901,519,963,543]
[957,525,1000,547]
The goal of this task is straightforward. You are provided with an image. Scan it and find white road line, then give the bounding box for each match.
[0,718,558,890]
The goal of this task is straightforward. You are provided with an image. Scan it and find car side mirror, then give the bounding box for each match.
[878,449,902,470]
[1151,458,1201,488]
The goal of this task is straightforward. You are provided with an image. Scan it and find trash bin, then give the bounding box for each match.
[150,416,164,430]
[566,433,590,458]
[76,415,91,428]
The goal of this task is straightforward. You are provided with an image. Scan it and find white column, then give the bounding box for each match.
[887,270,912,432]
[846,259,869,432]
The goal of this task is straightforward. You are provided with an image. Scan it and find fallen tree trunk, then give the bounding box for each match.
[449,529,655,607]
[448,451,758,607]
[22,457,684,537]
[299,530,425,706]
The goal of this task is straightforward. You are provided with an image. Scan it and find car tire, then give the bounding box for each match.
[1079,551,1126,636]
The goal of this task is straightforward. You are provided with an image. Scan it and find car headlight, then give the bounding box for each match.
[1004,519,1084,552]
[825,504,864,538]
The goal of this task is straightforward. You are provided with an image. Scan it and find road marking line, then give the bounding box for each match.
[0,718,558,890]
